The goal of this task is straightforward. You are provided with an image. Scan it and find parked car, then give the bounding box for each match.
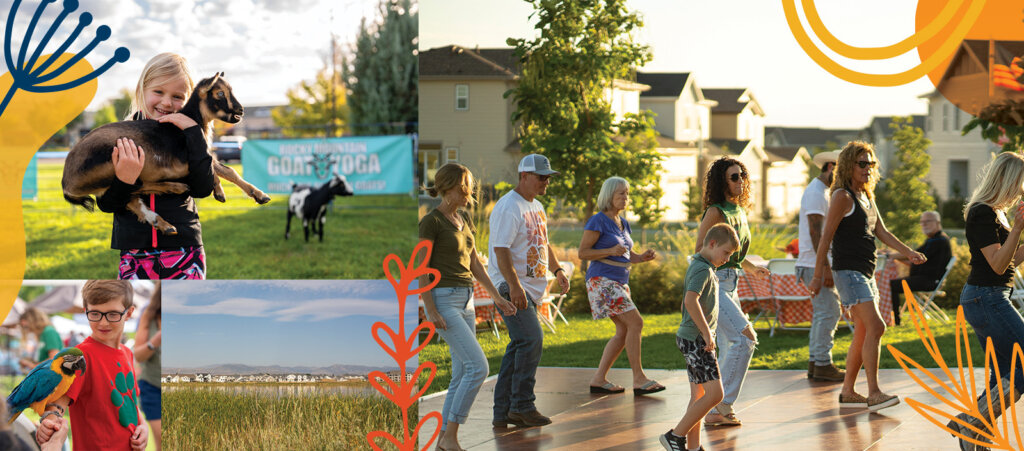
[212,136,247,162]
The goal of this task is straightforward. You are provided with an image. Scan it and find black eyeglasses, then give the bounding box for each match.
[729,172,747,182]
[532,173,551,182]
[856,161,877,169]
[85,308,129,323]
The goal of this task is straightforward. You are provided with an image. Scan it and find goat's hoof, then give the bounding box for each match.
[163,227,178,236]
[255,194,271,205]
[214,193,226,203]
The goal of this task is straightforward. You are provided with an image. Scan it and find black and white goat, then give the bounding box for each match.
[285,173,355,242]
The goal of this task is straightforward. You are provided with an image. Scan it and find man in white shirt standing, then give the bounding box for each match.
[796,150,846,381]
[488,154,570,428]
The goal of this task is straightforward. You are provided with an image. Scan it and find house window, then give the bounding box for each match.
[943,104,950,131]
[418,150,440,186]
[954,106,961,130]
[445,147,458,163]
[455,84,469,111]
[949,160,968,198]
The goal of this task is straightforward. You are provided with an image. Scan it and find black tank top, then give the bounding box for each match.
[832,189,877,276]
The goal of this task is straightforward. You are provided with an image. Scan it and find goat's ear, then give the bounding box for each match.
[210,72,222,85]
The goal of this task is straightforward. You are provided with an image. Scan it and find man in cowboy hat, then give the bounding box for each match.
[796,150,847,381]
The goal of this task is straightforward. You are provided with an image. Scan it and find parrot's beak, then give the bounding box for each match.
[72,357,86,374]
[62,355,86,375]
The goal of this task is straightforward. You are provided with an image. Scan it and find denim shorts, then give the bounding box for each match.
[832,269,878,308]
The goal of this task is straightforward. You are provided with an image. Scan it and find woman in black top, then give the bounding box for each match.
[950,151,1024,449]
[810,141,923,412]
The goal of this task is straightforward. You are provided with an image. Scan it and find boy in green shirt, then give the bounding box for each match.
[660,223,739,451]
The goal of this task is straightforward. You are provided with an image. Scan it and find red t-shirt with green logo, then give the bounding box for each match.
[66,337,141,450]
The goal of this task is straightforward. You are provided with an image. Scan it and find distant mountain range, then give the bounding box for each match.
[162,363,399,376]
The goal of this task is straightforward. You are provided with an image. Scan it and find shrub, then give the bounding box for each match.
[934,237,971,309]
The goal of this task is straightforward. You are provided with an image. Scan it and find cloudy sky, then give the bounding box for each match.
[163,280,418,368]
[421,0,935,129]
[1,0,390,110]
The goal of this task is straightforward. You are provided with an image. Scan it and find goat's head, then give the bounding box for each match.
[196,72,244,124]
[329,172,355,197]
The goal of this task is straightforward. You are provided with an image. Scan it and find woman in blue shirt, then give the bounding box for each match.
[578,177,661,395]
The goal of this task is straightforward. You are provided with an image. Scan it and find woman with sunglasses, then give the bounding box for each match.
[809,141,924,411]
[695,157,768,426]
[947,152,1024,449]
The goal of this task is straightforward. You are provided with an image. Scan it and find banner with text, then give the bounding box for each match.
[242,136,414,194]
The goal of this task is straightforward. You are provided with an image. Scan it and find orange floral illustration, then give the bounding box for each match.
[887,280,1023,449]
[366,240,442,451]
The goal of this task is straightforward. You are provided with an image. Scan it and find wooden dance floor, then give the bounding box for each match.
[419,367,1021,450]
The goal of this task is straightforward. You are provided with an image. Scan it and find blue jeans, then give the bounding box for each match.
[493,281,543,419]
[715,268,756,405]
[960,284,1024,392]
[432,286,488,428]
[833,269,879,308]
[796,267,841,365]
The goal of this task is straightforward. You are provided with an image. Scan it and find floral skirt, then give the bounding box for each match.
[586,276,636,320]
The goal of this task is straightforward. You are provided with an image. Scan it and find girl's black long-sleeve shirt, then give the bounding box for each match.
[96,123,214,250]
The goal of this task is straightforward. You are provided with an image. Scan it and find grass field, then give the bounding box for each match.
[420,311,986,396]
[23,161,418,279]
[163,386,406,450]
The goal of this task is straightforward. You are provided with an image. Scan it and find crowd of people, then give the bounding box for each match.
[420,141,1021,451]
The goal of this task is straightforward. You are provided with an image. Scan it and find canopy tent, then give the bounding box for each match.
[1,298,27,328]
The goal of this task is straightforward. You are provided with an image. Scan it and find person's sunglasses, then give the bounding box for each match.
[533,173,551,182]
[856,161,877,169]
[729,172,747,182]
[85,308,129,323]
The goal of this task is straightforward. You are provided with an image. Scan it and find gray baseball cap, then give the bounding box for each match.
[518,154,560,176]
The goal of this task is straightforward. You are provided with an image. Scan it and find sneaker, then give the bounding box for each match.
[838,392,868,407]
[508,409,552,427]
[867,392,900,412]
[946,413,992,451]
[659,430,686,451]
[812,363,847,382]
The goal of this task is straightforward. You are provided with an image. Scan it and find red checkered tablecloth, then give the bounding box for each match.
[770,273,814,326]
[737,272,775,316]
[875,261,898,327]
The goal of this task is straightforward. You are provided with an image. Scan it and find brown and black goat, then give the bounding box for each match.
[61,73,270,235]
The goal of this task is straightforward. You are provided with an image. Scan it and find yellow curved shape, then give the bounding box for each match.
[782,0,986,86]
[887,281,1023,449]
[801,0,973,60]
[0,54,96,317]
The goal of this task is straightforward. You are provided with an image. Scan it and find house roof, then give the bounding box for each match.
[703,88,749,114]
[764,146,805,163]
[868,115,927,135]
[419,45,519,78]
[636,72,691,97]
[938,40,1024,84]
[707,139,751,156]
[653,135,698,149]
[765,126,861,149]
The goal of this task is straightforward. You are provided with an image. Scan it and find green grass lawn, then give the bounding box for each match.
[420,311,986,396]
[23,162,418,279]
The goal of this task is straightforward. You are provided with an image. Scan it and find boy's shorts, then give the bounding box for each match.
[676,335,720,384]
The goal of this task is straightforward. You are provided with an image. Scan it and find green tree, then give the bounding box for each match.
[685,177,703,222]
[92,104,118,128]
[272,68,348,138]
[507,0,664,223]
[112,88,132,120]
[879,116,935,244]
[343,0,417,136]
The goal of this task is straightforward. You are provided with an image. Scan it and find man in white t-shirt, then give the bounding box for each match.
[795,150,846,382]
[488,154,570,428]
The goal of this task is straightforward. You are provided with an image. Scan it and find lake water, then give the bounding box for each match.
[163,383,379,397]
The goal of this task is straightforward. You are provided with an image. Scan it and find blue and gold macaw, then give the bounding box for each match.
[6,347,86,424]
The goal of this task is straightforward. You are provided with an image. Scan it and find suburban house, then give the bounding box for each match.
[636,72,715,221]
[920,91,998,200]
[859,115,926,176]
[418,45,521,187]
[764,126,861,152]
[935,39,1024,115]
[763,146,811,221]
[231,105,283,138]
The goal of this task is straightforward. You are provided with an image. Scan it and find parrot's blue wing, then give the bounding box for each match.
[7,361,62,413]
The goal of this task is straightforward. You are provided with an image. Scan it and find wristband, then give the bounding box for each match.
[553,268,564,276]
[40,410,62,422]
[147,342,155,351]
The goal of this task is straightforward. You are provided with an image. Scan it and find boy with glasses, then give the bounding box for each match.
[35,280,148,450]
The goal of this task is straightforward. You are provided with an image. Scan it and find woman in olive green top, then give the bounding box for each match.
[694,157,770,426]
[419,164,516,451]
[18,307,62,372]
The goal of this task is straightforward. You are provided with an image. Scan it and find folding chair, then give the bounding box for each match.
[1012,269,1024,313]
[547,261,575,325]
[737,269,776,334]
[766,258,813,336]
[899,256,956,323]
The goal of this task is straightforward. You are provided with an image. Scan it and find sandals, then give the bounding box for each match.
[705,405,742,426]
[633,380,666,396]
[590,382,625,394]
